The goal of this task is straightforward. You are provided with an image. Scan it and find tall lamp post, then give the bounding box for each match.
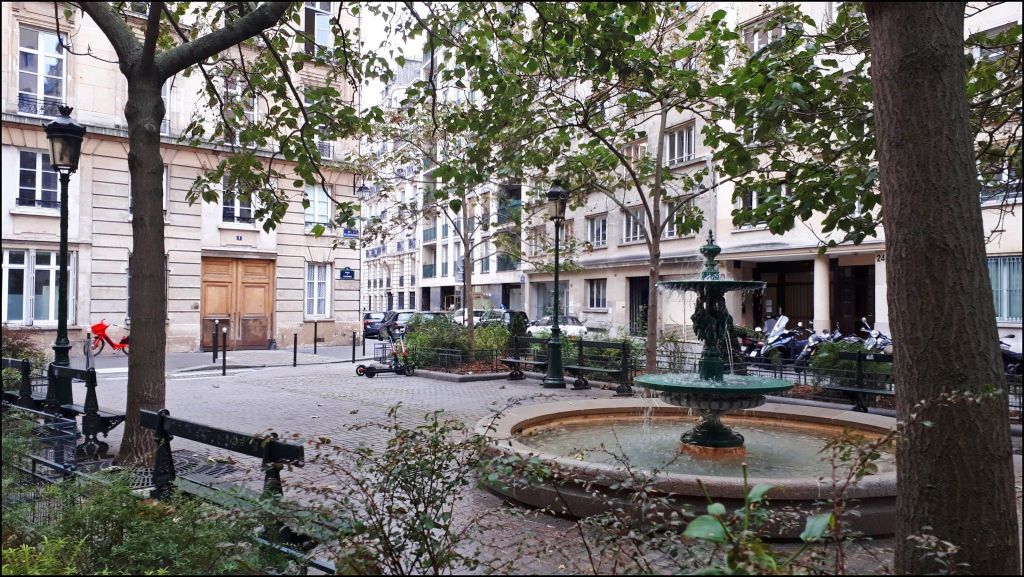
[357,182,370,311]
[44,105,86,403]
[542,180,568,388]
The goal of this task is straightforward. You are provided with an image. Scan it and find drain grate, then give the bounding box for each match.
[80,450,238,489]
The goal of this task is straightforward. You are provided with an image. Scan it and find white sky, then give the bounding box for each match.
[358,3,423,110]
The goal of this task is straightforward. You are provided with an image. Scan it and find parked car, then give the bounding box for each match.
[362,312,385,339]
[374,310,425,340]
[451,308,487,327]
[403,311,450,333]
[479,310,530,331]
[527,315,588,338]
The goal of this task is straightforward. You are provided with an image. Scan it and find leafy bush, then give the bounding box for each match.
[4,477,288,575]
[810,341,893,374]
[473,324,509,352]
[1,327,50,390]
[409,317,468,351]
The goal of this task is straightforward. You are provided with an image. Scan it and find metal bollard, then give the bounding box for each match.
[351,331,356,363]
[84,333,93,370]
[222,327,228,376]
[313,321,318,355]
[293,333,298,367]
[362,331,366,356]
[213,320,220,362]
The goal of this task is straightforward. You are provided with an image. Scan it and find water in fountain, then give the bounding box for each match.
[634,230,793,450]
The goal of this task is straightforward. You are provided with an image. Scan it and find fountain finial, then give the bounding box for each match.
[699,230,722,280]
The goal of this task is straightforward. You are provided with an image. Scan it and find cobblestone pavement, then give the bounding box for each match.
[90,365,897,574]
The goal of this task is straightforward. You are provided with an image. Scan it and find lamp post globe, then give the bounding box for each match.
[44,106,86,404]
[542,180,569,388]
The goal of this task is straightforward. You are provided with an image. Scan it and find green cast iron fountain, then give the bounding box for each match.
[635,231,793,449]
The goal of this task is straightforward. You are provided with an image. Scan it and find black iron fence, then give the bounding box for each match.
[408,348,501,373]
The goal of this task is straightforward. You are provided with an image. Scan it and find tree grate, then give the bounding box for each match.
[78,450,239,489]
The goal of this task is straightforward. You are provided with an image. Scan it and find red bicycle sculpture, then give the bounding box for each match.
[90,319,130,356]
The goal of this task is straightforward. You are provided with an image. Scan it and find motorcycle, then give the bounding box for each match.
[794,323,844,373]
[861,317,893,354]
[758,315,810,365]
[1001,334,1021,376]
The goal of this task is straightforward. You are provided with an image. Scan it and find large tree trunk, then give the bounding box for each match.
[864,3,1020,574]
[646,232,660,373]
[117,75,168,466]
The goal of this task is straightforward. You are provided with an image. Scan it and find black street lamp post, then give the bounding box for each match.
[542,180,568,388]
[44,106,86,403]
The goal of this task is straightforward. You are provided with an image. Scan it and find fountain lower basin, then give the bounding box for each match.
[478,399,897,538]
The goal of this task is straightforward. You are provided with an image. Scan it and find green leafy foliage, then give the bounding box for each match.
[1,327,49,390]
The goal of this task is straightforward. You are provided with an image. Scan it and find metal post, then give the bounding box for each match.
[52,170,73,404]
[313,321,318,355]
[84,333,92,371]
[213,319,219,362]
[222,327,228,376]
[351,331,356,363]
[362,331,366,356]
[543,219,566,388]
[293,333,298,367]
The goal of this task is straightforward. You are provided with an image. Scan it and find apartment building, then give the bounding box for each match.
[1,2,362,352]
[524,2,1021,348]
[357,2,1020,349]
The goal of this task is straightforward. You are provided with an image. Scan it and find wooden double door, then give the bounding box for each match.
[201,257,275,350]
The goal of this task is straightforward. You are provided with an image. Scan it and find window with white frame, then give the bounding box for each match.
[587,278,607,309]
[224,76,257,144]
[980,159,1021,204]
[737,183,786,226]
[18,27,65,116]
[480,239,491,273]
[222,176,253,223]
[621,141,647,178]
[2,248,75,325]
[529,225,546,256]
[305,184,333,229]
[989,256,1022,322]
[662,199,693,238]
[304,2,333,53]
[622,207,645,243]
[128,164,169,215]
[587,214,608,247]
[666,124,695,165]
[305,262,331,317]
[742,19,783,54]
[18,150,59,209]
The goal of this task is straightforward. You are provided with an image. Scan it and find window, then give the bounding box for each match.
[563,219,575,242]
[304,2,333,54]
[980,160,1021,204]
[305,184,333,229]
[441,245,449,277]
[224,76,257,144]
[588,215,608,247]
[480,240,491,273]
[623,207,645,243]
[305,262,330,317]
[529,225,546,256]
[989,256,1022,322]
[222,176,253,223]
[2,249,75,325]
[737,183,786,226]
[666,124,696,165]
[128,164,169,216]
[587,279,607,309]
[742,19,783,53]
[18,151,59,209]
[621,141,647,178]
[663,200,692,238]
[398,292,405,309]
[409,291,416,309]
[18,27,65,116]
[304,89,333,159]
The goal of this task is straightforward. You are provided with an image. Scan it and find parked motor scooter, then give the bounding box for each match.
[794,323,844,372]
[1000,334,1021,376]
[758,315,810,365]
[861,317,893,354]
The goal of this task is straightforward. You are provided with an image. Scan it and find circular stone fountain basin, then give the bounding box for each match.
[477,399,898,538]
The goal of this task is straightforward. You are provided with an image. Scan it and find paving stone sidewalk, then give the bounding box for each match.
[87,364,897,574]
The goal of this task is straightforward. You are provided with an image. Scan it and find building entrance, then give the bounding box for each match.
[200,257,274,350]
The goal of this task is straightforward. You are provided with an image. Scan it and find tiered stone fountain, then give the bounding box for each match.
[634,231,792,451]
[479,231,897,537]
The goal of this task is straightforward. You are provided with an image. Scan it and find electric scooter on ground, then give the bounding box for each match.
[356,318,415,377]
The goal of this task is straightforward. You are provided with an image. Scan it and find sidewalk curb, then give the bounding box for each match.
[415,369,509,383]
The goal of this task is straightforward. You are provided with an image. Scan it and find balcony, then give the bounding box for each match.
[423,264,436,279]
[497,200,522,225]
[497,254,519,272]
[18,94,62,117]
[423,227,437,243]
